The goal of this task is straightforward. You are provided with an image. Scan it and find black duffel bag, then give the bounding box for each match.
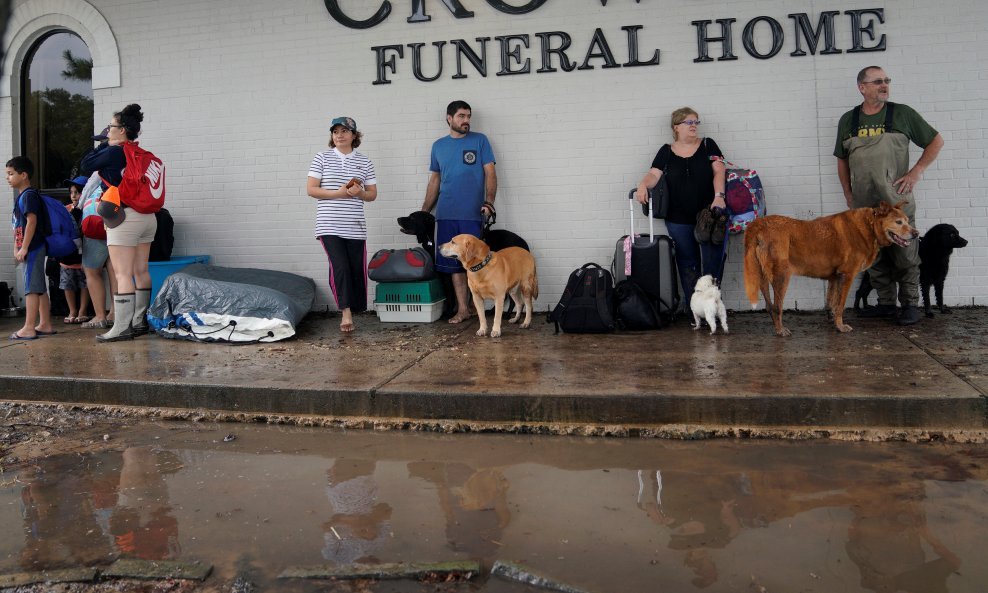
[614,278,663,330]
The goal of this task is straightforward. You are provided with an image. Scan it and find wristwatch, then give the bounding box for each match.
[715,192,726,198]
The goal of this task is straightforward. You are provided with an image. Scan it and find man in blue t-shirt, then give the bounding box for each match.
[421,100,497,324]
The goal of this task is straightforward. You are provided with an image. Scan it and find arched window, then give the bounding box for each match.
[20,31,93,192]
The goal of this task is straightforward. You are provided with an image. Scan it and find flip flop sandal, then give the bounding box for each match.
[81,319,109,329]
[9,332,39,341]
[75,316,91,324]
[63,316,77,324]
[34,330,58,336]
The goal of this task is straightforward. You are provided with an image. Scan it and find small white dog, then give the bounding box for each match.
[690,275,728,335]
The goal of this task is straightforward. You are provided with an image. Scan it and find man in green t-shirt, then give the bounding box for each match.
[835,66,944,326]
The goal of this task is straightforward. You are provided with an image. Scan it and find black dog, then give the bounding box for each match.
[919,223,967,317]
[479,208,530,253]
[397,209,530,317]
[853,223,968,317]
[397,210,529,252]
[397,211,456,318]
[397,210,439,254]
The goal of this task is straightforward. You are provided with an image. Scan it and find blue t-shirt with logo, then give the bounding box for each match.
[429,132,495,222]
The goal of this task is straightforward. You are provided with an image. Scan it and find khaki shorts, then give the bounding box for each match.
[106,209,157,247]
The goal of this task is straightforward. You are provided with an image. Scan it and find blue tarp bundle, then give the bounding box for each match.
[148,264,315,343]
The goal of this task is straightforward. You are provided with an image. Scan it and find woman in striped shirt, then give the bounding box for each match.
[307,116,378,333]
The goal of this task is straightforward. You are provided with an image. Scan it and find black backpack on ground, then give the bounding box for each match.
[149,208,175,262]
[548,263,615,334]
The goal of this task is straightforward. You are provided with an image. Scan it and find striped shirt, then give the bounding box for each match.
[308,148,377,240]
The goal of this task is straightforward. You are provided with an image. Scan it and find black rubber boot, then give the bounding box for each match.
[897,305,922,326]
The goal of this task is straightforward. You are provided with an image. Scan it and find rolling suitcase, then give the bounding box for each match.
[613,189,679,320]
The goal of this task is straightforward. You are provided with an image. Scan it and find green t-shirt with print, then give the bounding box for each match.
[833,102,938,159]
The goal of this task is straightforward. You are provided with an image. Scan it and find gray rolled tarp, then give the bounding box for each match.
[148,264,315,343]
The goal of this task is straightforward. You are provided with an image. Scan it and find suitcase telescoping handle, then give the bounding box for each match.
[627,188,655,240]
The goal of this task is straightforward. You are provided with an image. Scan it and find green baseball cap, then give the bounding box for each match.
[330,116,357,132]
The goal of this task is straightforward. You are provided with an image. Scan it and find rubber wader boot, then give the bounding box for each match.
[132,289,151,335]
[857,303,897,318]
[897,305,922,326]
[97,294,135,342]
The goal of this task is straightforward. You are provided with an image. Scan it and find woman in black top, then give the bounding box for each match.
[635,107,727,309]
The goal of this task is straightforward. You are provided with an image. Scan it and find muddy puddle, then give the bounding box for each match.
[1,423,987,592]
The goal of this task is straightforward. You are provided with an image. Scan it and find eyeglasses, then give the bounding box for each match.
[107,124,125,129]
[862,78,892,85]
[678,119,701,126]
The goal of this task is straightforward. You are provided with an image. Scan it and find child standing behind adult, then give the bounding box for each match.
[76,168,117,330]
[7,156,55,340]
[59,175,91,324]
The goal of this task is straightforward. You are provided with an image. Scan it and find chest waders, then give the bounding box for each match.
[842,104,920,307]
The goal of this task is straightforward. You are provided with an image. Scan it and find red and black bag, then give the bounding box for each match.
[368,247,435,282]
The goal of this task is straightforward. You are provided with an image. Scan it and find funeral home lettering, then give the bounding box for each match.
[322,2,887,85]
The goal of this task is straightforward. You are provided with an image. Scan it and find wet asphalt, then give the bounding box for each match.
[1,307,986,435]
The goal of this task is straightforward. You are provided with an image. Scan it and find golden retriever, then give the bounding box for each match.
[744,201,918,336]
[439,234,538,337]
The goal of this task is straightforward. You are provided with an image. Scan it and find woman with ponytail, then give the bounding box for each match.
[80,104,157,342]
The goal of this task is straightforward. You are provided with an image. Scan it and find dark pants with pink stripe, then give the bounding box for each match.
[319,235,367,313]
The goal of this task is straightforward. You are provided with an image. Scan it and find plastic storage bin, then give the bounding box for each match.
[149,255,210,301]
[375,300,445,323]
[374,279,444,304]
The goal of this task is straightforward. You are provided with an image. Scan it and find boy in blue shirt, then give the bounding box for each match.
[421,100,497,323]
[7,156,55,340]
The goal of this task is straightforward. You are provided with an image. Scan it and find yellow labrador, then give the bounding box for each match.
[439,234,538,337]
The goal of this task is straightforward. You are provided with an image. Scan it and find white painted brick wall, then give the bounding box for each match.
[3,0,987,311]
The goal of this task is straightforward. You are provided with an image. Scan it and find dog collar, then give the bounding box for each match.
[469,253,492,273]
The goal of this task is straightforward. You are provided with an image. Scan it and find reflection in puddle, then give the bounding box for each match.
[1,426,986,592]
[323,458,393,564]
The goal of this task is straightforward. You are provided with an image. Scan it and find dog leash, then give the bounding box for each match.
[483,202,497,232]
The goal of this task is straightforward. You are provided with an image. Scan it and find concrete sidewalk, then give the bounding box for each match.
[1,307,986,435]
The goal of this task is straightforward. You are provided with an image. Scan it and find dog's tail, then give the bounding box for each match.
[743,229,763,309]
[524,268,540,301]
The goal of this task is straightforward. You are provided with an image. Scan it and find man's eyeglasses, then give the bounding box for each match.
[679,119,701,126]
[863,78,892,85]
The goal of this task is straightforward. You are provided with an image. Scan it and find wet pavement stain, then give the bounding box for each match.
[1,422,987,592]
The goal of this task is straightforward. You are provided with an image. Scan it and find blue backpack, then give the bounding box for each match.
[36,192,81,258]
